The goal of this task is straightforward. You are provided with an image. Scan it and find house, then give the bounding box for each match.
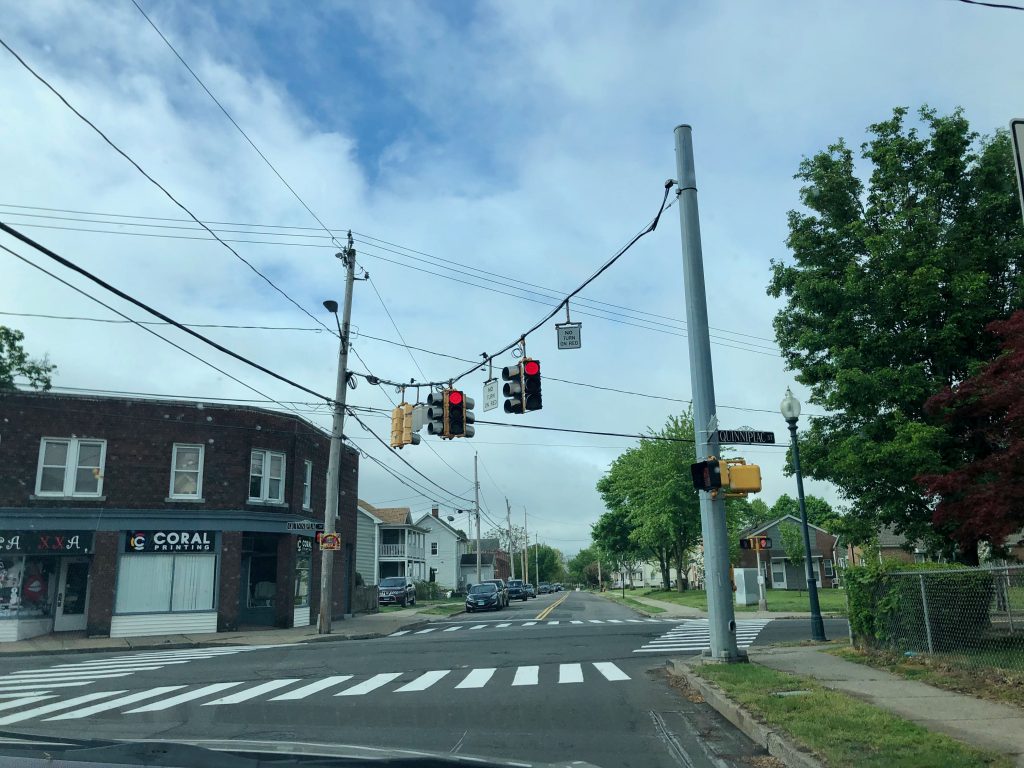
[466,537,511,580]
[877,525,930,564]
[460,552,496,587]
[0,390,359,641]
[355,505,382,585]
[415,507,468,590]
[356,500,427,582]
[737,515,840,590]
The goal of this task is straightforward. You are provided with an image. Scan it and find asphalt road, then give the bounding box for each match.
[0,592,848,767]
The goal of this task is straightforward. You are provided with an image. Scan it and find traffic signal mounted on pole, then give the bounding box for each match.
[739,536,772,551]
[389,406,404,448]
[426,389,475,439]
[390,403,421,448]
[690,456,762,497]
[502,358,542,414]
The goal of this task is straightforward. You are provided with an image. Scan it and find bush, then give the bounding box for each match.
[846,561,995,652]
[415,581,445,601]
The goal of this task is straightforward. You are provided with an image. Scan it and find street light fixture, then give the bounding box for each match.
[780,387,827,642]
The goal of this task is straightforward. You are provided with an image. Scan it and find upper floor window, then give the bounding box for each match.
[431,542,438,555]
[35,438,106,498]
[170,444,204,499]
[249,449,285,503]
[302,460,312,510]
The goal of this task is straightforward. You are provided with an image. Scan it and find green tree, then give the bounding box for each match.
[532,543,566,584]
[0,326,56,391]
[768,106,1024,563]
[780,522,806,569]
[770,494,839,531]
[567,545,601,587]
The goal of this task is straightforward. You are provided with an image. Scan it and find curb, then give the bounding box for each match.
[0,620,430,660]
[665,659,824,768]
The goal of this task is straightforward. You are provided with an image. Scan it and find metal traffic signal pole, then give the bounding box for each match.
[674,125,742,661]
[475,451,482,585]
[319,233,356,635]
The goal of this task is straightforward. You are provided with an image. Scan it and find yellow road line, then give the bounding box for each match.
[536,591,570,620]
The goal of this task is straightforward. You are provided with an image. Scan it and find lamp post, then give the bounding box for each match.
[780,387,827,642]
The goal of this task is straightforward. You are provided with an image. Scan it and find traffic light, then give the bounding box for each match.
[401,403,421,447]
[389,406,404,448]
[690,457,763,496]
[426,391,446,437]
[448,390,466,436]
[502,358,542,414]
[739,536,772,551]
[725,460,762,494]
[464,395,476,438]
[690,459,724,491]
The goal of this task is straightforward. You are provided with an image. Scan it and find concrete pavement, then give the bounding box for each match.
[0,590,770,768]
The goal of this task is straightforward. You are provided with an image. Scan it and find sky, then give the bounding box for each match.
[2,0,1022,556]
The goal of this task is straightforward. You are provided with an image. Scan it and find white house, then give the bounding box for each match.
[415,508,468,590]
[357,500,428,582]
[460,552,496,588]
[355,505,382,586]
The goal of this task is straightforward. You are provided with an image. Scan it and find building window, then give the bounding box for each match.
[114,554,216,614]
[249,449,286,503]
[169,444,204,499]
[35,438,106,497]
[302,460,312,510]
[823,559,834,577]
[294,555,311,607]
[431,542,438,555]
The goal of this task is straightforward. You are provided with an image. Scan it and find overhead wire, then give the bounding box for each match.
[0,36,335,335]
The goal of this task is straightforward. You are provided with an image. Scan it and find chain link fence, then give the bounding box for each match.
[857,564,1024,673]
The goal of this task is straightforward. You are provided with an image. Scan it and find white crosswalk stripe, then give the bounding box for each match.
[389,630,411,636]
[547,621,559,625]
[443,626,462,632]
[633,618,773,653]
[521,621,537,626]
[495,623,511,628]
[386,617,692,638]
[414,627,438,634]
[570,620,583,624]
[0,661,636,722]
[468,624,487,630]
[0,681,91,693]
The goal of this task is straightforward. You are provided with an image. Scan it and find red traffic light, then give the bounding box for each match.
[448,390,463,405]
[524,360,540,376]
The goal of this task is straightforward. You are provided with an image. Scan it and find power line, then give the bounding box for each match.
[0,310,326,333]
[955,0,1024,9]
[0,36,335,335]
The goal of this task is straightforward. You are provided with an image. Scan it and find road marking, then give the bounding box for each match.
[455,668,495,689]
[203,679,300,705]
[414,628,438,634]
[607,619,623,624]
[336,673,402,696]
[50,659,195,669]
[0,690,124,725]
[592,662,630,681]
[443,626,462,632]
[547,621,559,625]
[588,620,604,624]
[395,670,450,692]
[535,591,570,620]
[627,619,644,623]
[389,630,411,637]
[47,686,184,720]
[558,663,584,684]
[570,620,583,624]
[512,666,539,686]
[633,619,774,653]
[469,624,487,630]
[4,671,136,682]
[0,693,49,699]
[521,621,537,627]
[645,618,662,623]
[271,675,353,700]
[126,682,243,712]
[495,623,511,628]
[0,681,91,692]
[0,695,53,713]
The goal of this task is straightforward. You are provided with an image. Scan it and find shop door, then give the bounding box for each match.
[54,558,90,631]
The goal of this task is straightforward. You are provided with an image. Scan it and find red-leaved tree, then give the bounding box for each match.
[918,310,1024,555]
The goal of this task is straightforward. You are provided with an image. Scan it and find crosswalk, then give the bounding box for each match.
[0,645,286,696]
[390,617,684,636]
[0,661,632,724]
[633,618,772,653]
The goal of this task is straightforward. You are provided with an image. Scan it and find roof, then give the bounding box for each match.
[460,553,495,567]
[358,500,418,526]
[878,525,910,549]
[740,514,837,539]
[414,513,468,540]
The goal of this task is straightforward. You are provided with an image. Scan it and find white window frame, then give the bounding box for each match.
[302,460,312,510]
[430,541,438,556]
[35,437,107,498]
[248,449,286,503]
[823,559,835,577]
[169,443,205,500]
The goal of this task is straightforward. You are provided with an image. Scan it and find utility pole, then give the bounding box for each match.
[505,497,516,580]
[534,533,539,584]
[674,125,741,661]
[474,452,481,585]
[523,507,529,585]
[319,232,356,635]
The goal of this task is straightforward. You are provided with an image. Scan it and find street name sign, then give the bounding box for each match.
[482,379,499,412]
[555,322,582,350]
[717,429,776,445]
[1012,119,1024,224]
[287,520,324,532]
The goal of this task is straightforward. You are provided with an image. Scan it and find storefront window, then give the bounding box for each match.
[0,556,57,619]
[115,554,216,614]
[295,555,311,607]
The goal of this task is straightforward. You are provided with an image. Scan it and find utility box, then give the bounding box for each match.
[734,568,759,606]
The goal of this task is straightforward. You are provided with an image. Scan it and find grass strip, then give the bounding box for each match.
[602,592,667,614]
[693,663,1010,768]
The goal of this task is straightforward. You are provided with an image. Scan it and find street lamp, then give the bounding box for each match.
[781,387,827,642]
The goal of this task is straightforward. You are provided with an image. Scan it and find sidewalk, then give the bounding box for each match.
[619,592,829,620]
[0,609,432,658]
[750,645,1024,764]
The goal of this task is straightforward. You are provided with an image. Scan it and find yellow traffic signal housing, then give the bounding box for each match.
[401,403,421,447]
[728,463,762,493]
[389,406,404,448]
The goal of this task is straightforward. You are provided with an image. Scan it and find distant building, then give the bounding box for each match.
[737,515,840,590]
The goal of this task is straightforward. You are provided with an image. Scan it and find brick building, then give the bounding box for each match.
[0,391,358,641]
[737,515,841,590]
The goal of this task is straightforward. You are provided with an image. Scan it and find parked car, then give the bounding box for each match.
[538,582,551,594]
[506,579,528,602]
[465,583,502,612]
[378,576,416,607]
[553,583,563,592]
[482,578,509,606]
[524,584,537,598]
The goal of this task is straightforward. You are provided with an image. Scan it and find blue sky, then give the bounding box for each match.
[2,0,1022,552]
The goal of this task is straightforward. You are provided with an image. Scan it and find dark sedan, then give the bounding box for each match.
[465,583,502,612]
[506,579,528,601]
